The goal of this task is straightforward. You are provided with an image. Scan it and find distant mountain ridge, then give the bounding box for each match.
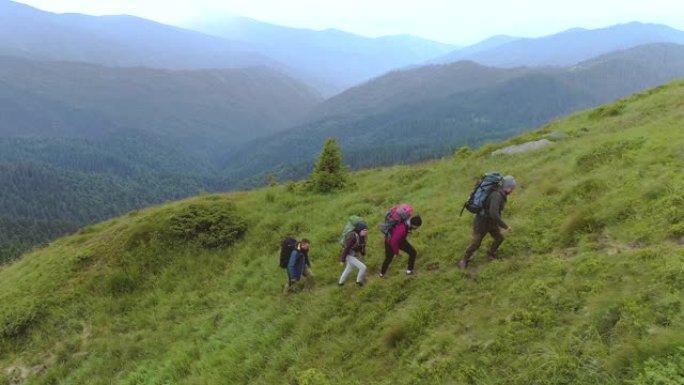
[182,15,458,95]
[435,22,684,67]
[430,35,520,64]
[0,1,281,70]
[0,55,321,155]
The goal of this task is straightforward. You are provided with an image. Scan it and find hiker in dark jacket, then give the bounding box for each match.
[338,223,369,287]
[381,215,422,277]
[459,176,516,269]
[288,239,313,286]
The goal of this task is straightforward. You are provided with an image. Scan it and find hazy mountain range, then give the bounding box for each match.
[0,1,277,70]
[0,55,321,157]
[183,16,457,94]
[434,22,684,66]
[0,0,456,95]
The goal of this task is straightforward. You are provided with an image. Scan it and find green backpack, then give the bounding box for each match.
[340,216,365,246]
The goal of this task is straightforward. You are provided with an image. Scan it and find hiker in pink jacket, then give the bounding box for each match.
[380,211,422,277]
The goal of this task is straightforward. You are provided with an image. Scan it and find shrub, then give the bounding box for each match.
[669,223,684,238]
[575,138,645,171]
[384,323,409,348]
[296,368,330,385]
[454,146,472,159]
[631,347,684,385]
[589,102,626,119]
[105,270,138,295]
[166,203,247,248]
[560,210,605,245]
[0,300,41,339]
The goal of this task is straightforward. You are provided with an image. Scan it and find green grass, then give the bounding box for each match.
[1,81,684,385]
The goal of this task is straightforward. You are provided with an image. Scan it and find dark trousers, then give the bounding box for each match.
[463,217,504,263]
[382,238,417,274]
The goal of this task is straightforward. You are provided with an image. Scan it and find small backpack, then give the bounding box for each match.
[460,172,503,216]
[279,237,298,268]
[340,216,366,246]
[380,204,413,238]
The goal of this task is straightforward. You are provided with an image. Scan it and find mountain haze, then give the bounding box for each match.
[0,1,278,70]
[184,15,457,94]
[430,35,520,64]
[0,55,321,154]
[436,22,684,67]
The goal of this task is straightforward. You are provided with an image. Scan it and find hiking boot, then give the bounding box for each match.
[338,282,345,287]
[406,270,414,276]
[378,273,385,278]
[356,282,364,287]
[457,260,468,270]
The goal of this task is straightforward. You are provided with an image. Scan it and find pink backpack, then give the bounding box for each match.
[379,204,413,237]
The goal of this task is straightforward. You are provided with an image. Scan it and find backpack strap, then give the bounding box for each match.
[349,231,360,247]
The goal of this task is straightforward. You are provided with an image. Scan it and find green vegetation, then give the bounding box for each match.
[311,138,348,193]
[1,81,683,385]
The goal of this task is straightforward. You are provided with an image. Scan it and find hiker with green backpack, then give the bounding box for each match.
[380,205,423,277]
[458,173,517,269]
[338,217,368,287]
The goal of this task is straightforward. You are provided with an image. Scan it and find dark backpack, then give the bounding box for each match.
[379,204,413,238]
[460,172,503,216]
[279,237,298,268]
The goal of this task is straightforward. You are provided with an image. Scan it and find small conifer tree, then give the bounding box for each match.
[311,138,347,193]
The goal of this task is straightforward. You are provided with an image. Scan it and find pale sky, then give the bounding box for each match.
[13,0,684,45]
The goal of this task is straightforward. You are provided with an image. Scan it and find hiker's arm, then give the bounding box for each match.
[488,193,509,229]
[339,235,354,262]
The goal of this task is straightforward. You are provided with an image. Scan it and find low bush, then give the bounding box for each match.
[631,347,684,385]
[165,203,247,248]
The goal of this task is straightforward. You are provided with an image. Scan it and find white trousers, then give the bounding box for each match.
[339,255,367,284]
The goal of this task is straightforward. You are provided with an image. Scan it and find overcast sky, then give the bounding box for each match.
[14,0,684,45]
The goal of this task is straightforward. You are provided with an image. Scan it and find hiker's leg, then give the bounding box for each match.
[381,242,394,275]
[463,231,485,264]
[346,256,367,283]
[338,258,354,284]
[487,227,505,259]
[399,239,417,271]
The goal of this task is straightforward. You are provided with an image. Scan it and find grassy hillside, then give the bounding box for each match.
[1,81,683,384]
